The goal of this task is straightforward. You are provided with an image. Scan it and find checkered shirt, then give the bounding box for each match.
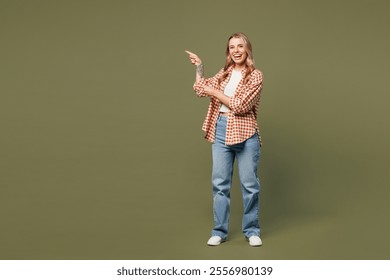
[193,65,264,146]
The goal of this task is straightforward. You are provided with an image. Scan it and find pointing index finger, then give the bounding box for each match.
[185,50,196,56]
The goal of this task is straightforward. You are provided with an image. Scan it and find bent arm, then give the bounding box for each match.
[186,50,204,86]
[206,88,231,107]
[193,68,224,97]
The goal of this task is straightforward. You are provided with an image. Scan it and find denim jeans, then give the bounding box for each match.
[211,115,261,239]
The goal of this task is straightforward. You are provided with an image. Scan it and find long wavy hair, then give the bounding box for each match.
[218,32,255,85]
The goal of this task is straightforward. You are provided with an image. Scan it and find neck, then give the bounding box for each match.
[234,63,245,71]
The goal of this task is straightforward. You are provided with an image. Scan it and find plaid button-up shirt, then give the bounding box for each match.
[194,65,263,146]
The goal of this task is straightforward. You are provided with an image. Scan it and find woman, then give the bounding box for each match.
[185,32,264,247]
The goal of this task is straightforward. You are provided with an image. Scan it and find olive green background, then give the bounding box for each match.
[1,0,389,259]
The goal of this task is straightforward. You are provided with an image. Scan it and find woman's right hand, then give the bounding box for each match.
[185,50,202,66]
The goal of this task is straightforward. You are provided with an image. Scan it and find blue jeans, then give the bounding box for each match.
[211,115,261,239]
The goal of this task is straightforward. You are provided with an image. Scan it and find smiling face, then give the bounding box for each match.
[228,37,248,69]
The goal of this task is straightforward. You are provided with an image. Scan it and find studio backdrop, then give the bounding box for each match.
[1,0,389,259]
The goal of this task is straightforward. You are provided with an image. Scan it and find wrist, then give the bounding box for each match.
[196,63,204,77]
[213,89,222,97]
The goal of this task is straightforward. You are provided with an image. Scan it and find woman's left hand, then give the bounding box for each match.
[203,86,229,105]
[203,86,217,97]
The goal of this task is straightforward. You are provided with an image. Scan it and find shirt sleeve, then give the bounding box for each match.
[228,70,263,114]
[193,68,224,97]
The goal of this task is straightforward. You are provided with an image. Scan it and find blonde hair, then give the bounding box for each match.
[219,32,255,85]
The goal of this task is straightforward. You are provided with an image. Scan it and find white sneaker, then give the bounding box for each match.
[248,236,262,247]
[207,236,223,246]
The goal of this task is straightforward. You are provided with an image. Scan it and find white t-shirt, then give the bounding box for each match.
[219,69,242,113]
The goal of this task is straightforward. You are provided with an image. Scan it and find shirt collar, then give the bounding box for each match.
[227,65,247,75]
